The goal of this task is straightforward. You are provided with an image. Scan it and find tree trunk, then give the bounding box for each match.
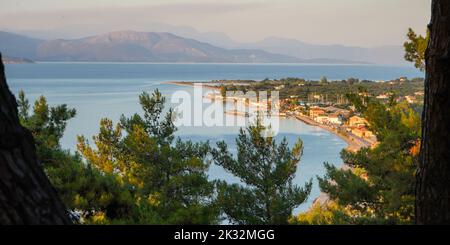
[0,53,70,224]
[416,1,450,224]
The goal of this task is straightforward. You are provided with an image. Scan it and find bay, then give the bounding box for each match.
[4,62,423,213]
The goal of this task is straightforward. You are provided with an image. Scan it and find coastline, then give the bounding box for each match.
[166,80,371,212]
[293,114,376,210]
[162,81,220,91]
[165,81,369,152]
[163,81,370,152]
[293,114,369,152]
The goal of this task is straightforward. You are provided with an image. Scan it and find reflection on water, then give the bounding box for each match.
[7,62,419,213]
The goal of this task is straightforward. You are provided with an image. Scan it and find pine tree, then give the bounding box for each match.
[18,91,76,160]
[318,95,420,224]
[212,119,312,224]
[78,90,219,224]
[404,28,429,71]
[17,91,134,224]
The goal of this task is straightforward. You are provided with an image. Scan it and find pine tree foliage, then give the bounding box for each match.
[404,28,429,71]
[318,95,421,224]
[212,119,312,224]
[77,90,218,224]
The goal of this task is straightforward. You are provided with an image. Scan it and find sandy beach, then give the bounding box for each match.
[293,114,377,209]
[165,81,371,153]
[293,114,370,152]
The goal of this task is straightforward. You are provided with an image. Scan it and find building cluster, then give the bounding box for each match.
[376,91,423,104]
[281,99,377,142]
[309,107,349,126]
[346,115,375,139]
[310,107,375,141]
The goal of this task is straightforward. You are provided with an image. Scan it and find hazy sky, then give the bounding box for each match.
[0,0,431,47]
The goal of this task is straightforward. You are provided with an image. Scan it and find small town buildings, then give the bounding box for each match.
[314,115,329,124]
[309,107,326,118]
[336,109,351,118]
[405,95,416,104]
[328,114,343,125]
[376,94,389,99]
[322,106,340,113]
[352,126,374,139]
[274,85,285,90]
[348,115,368,127]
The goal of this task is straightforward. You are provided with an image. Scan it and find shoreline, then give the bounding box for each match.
[162,81,220,91]
[293,114,376,210]
[165,81,371,151]
[166,80,371,212]
[293,114,369,152]
[165,81,369,152]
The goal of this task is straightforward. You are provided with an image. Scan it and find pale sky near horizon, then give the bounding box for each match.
[0,0,431,47]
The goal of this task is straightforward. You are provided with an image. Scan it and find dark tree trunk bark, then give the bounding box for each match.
[0,53,70,224]
[416,1,450,225]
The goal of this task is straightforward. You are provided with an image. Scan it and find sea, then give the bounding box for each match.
[4,62,423,213]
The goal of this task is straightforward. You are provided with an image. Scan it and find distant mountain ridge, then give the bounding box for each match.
[235,36,407,66]
[0,31,42,60]
[136,25,407,65]
[0,31,295,63]
[0,31,370,64]
[35,31,303,63]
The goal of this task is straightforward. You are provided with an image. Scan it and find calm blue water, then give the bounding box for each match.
[5,62,423,81]
[4,62,423,213]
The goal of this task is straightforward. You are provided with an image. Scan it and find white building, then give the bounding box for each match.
[328,114,342,125]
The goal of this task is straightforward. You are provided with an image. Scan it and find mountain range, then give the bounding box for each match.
[235,37,407,65]
[129,24,407,65]
[0,30,406,64]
